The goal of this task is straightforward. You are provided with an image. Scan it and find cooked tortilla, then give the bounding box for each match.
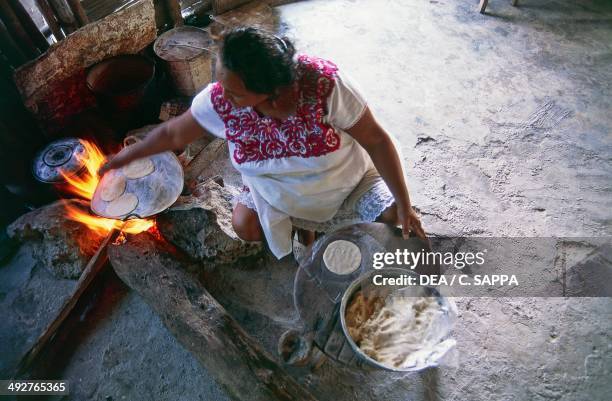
[123,157,155,179]
[106,192,138,217]
[99,174,127,202]
[323,240,362,275]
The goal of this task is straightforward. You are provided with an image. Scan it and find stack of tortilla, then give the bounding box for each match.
[97,157,155,218]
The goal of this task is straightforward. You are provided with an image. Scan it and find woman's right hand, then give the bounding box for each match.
[97,146,133,177]
[96,111,211,177]
[97,147,130,177]
[97,155,117,177]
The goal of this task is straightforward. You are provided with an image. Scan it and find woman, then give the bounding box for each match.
[99,26,426,259]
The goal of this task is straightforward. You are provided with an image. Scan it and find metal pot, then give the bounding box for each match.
[339,268,455,372]
[86,54,155,112]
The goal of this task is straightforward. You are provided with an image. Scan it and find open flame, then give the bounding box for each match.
[60,139,106,199]
[63,202,154,235]
[59,139,154,235]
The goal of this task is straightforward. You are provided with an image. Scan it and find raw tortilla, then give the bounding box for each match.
[123,157,155,179]
[323,240,361,275]
[106,192,138,217]
[99,174,127,201]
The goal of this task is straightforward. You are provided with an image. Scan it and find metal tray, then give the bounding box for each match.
[91,151,184,219]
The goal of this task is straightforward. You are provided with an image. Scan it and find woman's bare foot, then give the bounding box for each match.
[296,228,315,246]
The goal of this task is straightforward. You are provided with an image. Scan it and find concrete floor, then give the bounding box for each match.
[274,0,612,400]
[1,0,610,400]
[279,0,611,238]
[0,244,231,401]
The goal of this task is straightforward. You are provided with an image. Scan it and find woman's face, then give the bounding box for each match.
[217,60,269,108]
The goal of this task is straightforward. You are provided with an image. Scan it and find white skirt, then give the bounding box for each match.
[234,167,396,233]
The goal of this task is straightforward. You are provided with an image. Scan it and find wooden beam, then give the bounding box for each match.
[66,0,88,26]
[109,232,318,401]
[164,0,183,26]
[48,0,76,34]
[0,1,39,58]
[14,228,120,377]
[212,0,252,15]
[478,0,489,13]
[0,18,27,66]
[35,0,65,40]
[478,0,489,14]
[9,0,49,51]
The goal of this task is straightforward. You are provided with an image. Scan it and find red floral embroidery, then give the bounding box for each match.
[211,55,341,164]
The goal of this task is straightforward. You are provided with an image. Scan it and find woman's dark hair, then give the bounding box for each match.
[221,26,297,95]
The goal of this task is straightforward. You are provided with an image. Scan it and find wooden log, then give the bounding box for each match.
[108,232,318,401]
[35,0,65,40]
[48,0,76,34]
[164,0,183,26]
[14,228,120,377]
[0,1,39,58]
[66,0,88,26]
[9,0,49,51]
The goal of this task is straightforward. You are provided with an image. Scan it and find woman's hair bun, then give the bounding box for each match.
[221,26,297,95]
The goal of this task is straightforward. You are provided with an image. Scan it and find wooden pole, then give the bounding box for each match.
[66,0,88,26]
[48,0,76,34]
[0,18,27,66]
[478,0,489,14]
[35,0,64,40]
[0,1,39,58]
[212,0,251,15]
[164,0,183,26]
[14,228,120,377]
[9,0,49,50]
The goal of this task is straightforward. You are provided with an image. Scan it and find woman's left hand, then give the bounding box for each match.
[397,203,428,242]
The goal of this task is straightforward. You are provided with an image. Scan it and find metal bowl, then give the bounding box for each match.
[339,267,456,372]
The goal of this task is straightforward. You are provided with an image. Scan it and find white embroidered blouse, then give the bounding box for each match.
[191,55,373,258]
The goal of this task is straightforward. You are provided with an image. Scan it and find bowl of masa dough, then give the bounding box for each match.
[340,268,457,372]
